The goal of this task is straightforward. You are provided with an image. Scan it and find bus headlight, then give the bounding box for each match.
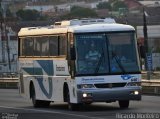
[126,82,141,86]
[130,90,140,95]
[77,84,95,89]
[83,93,87,97]
[134,91,139,95]
[82,93,92,97]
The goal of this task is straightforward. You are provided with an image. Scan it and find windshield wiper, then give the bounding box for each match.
[94,49,104,74]
[112,51,126,73]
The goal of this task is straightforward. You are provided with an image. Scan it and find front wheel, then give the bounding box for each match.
[31,85,50,107]
[31,85,40,107]
[118,100,129,109]
[68,103,80,111]
[66,88,80,111]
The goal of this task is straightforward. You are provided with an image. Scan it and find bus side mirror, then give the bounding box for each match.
[70,46,76,60]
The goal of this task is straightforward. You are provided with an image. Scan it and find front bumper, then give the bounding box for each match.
[77,87,141,103]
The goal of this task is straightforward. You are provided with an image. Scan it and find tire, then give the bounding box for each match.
[118,100,129,109]
[66,87,80,111]
[41,101,50,107]
[31,85,50,108]
[31,85,40,108]
[68,103,80,111]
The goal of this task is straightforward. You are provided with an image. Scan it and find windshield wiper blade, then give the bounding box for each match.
[94,49,104,74]
[112,51,126,73]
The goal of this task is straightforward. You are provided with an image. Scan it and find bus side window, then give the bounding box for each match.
[41,37,49,56]
[49,36,58,56]
[25,37,34,56]
[21,38,25,56]
[34,36,50,56]
[59,35,67,56]
[33,37,40,56]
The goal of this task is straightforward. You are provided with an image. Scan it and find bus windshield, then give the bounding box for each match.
[75,32,140,76]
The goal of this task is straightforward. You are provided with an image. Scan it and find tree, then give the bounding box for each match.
[112,1,128,11]
[16,9,41,21]
[0,1,2,19]
[6,8,13,18]
[97,2,112,10]
[62,6,98,19]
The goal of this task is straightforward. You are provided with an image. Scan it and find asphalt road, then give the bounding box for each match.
[0,89,160,119]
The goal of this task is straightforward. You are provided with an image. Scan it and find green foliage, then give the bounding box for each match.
[112,1,128,11]
[156,48,160,53]
[108,0,116,3]
[16,9,41,21]
[62,6,97,19]
[0,5,3,18]
[6,8,13,18]
[0,1,14,19]
[0,11,2,18]
[71,6,81,11]
[156,67,160,71]
[97,2,112,10]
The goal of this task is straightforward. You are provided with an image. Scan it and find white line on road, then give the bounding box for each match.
[0,106,105,119]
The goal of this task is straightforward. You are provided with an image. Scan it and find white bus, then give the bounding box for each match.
[18,18,141,110]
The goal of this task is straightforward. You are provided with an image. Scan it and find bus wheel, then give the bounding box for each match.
[31,85,40,108]
[66,88,79,111]
[68,103,80,111]
[118,100,129,108]
[41,101,50,107]
[31,85,50,107]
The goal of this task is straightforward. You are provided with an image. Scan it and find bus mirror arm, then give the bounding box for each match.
[70,46,76,60]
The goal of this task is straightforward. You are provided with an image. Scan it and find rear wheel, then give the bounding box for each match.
[118,100,129,109]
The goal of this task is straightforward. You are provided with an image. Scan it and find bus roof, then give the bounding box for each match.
[18,19,135,37]
[18,26,68,37]
[68,23,135,33]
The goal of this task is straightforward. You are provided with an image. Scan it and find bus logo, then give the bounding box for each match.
[121,75,136,80]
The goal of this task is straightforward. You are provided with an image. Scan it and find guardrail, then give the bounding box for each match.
[142,79,160,95]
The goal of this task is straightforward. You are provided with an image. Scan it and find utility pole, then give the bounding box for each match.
[143,7,150,80]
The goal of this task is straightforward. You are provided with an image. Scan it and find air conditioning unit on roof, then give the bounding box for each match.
[54,18,116,27]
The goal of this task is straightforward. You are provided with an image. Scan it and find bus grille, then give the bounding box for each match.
[94,83,126,88]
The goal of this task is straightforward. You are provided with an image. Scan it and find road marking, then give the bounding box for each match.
[0,106,105,119]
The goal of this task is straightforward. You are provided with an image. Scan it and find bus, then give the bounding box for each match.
[18,18,141,110]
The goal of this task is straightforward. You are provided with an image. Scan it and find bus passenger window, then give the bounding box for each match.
[33,38,40,56]
[21,39,25,56]
[25,38,34,56]
[33,37,50,56]
[59,35,67,56]
[49,36,58,56]
[41,38,49,56]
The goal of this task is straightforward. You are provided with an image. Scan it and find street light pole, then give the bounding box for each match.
[143,7,150,80]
